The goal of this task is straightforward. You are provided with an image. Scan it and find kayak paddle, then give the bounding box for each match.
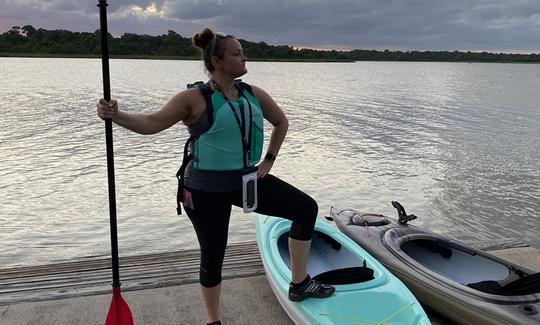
[97,1,134,324]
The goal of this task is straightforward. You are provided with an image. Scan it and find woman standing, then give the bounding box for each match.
[97,28,334,325]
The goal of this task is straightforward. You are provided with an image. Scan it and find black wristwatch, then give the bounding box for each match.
[265,153,277,162]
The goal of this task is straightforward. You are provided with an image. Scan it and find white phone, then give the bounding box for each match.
[242,170,258,213]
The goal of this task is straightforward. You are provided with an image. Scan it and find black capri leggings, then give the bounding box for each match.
[183,174,318,288]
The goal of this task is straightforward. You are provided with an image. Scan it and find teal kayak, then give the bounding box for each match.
[256,215,431,325]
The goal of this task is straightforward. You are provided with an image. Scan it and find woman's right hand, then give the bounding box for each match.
[96,99,118,120]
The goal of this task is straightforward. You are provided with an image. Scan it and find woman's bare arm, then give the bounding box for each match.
[97,89,198,135]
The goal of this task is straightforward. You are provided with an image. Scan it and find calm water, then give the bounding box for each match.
[0,58,539,268]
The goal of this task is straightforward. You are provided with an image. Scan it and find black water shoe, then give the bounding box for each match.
[288,275,335,302]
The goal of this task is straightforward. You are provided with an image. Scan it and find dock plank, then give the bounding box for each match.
[0,241,263,305]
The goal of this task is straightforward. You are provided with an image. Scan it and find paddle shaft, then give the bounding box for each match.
[98,0,120,287]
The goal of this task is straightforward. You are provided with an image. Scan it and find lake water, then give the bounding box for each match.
[0,58,539,268]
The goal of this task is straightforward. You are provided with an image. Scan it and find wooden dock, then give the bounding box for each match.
[0,238,533,307]
[1,238,537,325]
[0,241,263,306]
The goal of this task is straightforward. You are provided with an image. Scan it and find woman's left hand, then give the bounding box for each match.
[257,159,273,178]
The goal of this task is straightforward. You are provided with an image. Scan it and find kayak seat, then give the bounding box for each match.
[467,272,540,296]
[467,280,502,295]
[313,265,374,285]
[500,272,540,296]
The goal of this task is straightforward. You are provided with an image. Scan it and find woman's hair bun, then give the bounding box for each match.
[192,28,215,49]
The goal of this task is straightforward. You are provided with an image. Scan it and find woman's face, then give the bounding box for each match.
[216,38,248,78]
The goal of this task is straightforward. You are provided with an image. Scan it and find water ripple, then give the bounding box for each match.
[0,58,539,267]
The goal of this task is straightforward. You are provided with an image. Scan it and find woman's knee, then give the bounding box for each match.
[305,195,318,219]
[199,254,224,287]
[200,270,222,287]
[198,241,227,287]
[299,193,318,224]
[289,196,318,240]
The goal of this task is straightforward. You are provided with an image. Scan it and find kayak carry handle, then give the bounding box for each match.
[391,201,417,225]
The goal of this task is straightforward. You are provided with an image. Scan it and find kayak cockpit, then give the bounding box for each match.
[277,230,375,285]
[400,238,540,296]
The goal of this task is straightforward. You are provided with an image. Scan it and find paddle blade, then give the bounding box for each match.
[105,286,133,325]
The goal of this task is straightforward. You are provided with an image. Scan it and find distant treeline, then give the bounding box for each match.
[1,25,539,63]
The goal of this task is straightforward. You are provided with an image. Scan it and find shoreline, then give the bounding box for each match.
[2,52,540,63]
[0,52,354,62]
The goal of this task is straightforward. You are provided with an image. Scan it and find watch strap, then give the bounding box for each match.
[265,153,277,162]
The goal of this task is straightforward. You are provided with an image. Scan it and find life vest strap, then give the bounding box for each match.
[176,135,195,215]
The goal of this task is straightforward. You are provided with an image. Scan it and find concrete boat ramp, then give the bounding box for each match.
[1,240,538,325]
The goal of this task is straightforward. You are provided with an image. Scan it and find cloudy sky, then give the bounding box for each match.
[1,0,540,53]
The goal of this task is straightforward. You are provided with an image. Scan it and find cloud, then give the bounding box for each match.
[1,0,540,52]
[152,0,540,51]
[111,2,166,20]
[162,0,226,20]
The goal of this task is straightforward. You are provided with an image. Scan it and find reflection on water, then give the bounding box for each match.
[0,58,539,267]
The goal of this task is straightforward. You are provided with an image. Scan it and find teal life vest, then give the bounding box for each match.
[176,80,264,214]
[191,81,264,170]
